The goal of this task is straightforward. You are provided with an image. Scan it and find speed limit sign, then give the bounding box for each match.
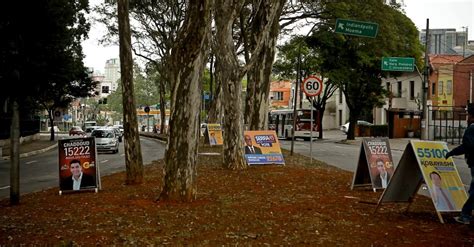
[302,76,323,97]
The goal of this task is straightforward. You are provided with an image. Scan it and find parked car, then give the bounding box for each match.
[340,120,373,134]
[108,126,123,142]
[113,125,124,134]
[91,128,119,153]
[69,126,85,137]
[85,126,100,136]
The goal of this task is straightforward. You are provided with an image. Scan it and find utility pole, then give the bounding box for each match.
[290,46,301,156]
[422,19,430,140]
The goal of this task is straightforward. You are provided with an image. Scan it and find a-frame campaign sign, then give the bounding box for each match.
[351,138,395,192]
[375,140,468,223]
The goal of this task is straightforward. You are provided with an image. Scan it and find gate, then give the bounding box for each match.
[427,105,467,144]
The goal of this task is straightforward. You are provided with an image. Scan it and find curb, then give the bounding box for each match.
[2,143,58,161]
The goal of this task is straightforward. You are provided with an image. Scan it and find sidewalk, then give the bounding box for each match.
[1,136,57,160]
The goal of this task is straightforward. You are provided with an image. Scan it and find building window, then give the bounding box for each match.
[397,81,402,97]
[339,89,343,104]
[386,82,390,91]
[438,81,443,95]
[432,82,436,95]
[102,86,109,94]
[273,92,283,100]
[409,81,415,100]
[447,80,452,95]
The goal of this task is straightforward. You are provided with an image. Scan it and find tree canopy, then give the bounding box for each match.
[305,0,423,139]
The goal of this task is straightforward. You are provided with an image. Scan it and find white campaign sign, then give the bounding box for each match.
[302,76,323,97]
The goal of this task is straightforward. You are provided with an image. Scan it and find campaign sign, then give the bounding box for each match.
[244,130,285,166]
[352,138,394,191]
[207,123,223,146]
[58,137,99,194]
[376,140,467,223]
[412,141,467,212]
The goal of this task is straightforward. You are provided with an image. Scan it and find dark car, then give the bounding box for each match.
[69,126,85,136]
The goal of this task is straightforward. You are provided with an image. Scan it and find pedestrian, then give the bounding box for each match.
[445,103,474,224]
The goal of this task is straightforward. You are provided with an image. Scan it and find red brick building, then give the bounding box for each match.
[453,55,474,107]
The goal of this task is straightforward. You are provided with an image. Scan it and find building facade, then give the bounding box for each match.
[104,58,121,92]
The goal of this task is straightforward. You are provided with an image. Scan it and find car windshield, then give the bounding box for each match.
[91,130,113,138]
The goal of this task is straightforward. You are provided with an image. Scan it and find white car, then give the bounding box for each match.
[340,120,373,134]
[91,128,119,154]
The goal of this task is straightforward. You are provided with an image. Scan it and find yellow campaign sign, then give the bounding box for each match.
[207,123,223,146]
[244,130,284,165]
[411,141,467,212]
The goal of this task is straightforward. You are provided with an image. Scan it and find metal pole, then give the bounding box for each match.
[310,98,313,164]
[290,46,301,156]
[422,19,430,140]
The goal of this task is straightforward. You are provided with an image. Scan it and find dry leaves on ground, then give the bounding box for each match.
[1,146,474,246]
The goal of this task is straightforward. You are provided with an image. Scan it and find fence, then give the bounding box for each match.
[427,105,467,144]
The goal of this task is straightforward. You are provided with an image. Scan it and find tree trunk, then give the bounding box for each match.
[118,0,144,184]
[159,74,167,135]
[207,64,223,124]
[10,99,20,205]
[215,0,247,170]
[245,0,285,130]
[247,27,279,130]
[159,0,211,202]
[48,109,55,141]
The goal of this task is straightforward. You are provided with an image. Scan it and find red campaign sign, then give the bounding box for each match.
[302,76,323,97]
[58,137,98,192]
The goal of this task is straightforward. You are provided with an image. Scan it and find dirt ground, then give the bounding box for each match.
[1,144,474,246]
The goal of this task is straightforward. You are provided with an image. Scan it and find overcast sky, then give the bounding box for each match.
[82,0,474,73]
[403,0,473,39]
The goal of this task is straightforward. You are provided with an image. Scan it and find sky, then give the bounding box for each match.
[82,0,474,73]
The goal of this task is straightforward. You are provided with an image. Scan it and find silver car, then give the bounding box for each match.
[91,128,119,154]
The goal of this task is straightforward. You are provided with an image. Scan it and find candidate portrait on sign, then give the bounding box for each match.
[372,158,392,189]
[244,135,262,154]
[429,171,455,211]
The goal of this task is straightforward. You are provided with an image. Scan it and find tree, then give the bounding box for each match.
[159,0,212,202]
[273,36,337,139]
[0,0,94,204]
[95,0,186,134]
[214,0,285,170]
[307,0,423,140]
[118,0,144,184]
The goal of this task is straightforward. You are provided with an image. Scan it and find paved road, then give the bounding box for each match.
[280,130,471,188]
[0,136,165,199]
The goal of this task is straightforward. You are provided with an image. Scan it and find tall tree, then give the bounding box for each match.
[118,0,144,184]
[243,0,286,130]
[214,0,285,170]
[0,0,94,204]
[159,0,211,202]
[307,0,423,140]
[95,0,186,134]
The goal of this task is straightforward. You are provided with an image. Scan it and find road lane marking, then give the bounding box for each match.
[101,160,109,163]
[0,186,10,190]
[26,160,38,165]
[121,154,125,156]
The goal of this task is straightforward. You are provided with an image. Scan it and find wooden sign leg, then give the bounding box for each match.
[436,211,445,224]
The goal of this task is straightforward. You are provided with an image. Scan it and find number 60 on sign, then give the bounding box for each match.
[302,76,323,97]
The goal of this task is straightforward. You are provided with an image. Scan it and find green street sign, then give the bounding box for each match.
[335,19,379,38]
[381,57,415,72]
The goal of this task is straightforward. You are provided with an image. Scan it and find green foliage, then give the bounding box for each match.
[306,0,423,120]
[0,0,96,114]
